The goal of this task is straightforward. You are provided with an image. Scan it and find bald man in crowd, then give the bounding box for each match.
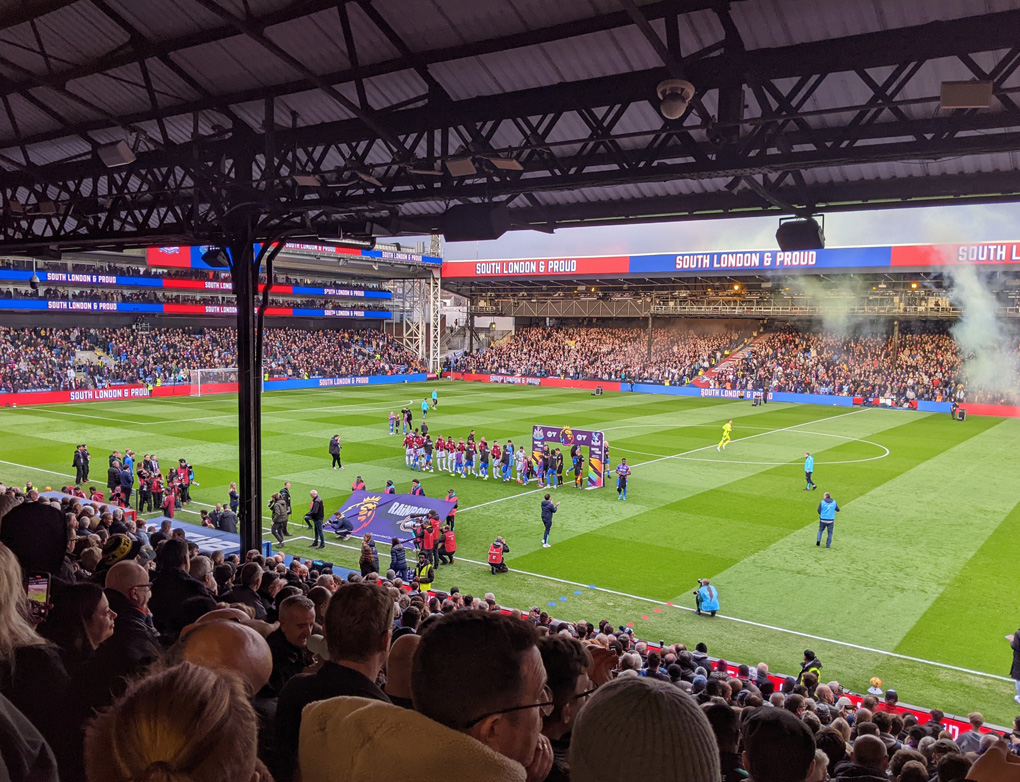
[384,634,420,709]
[176,619,273,695]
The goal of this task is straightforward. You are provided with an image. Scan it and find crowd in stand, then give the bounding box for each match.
[446,326,744,384]
[0,326,425,393]
[1,481,1019,782]
[449,324,1020,405]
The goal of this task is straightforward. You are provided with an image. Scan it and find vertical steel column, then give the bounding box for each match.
[231,230,263,554]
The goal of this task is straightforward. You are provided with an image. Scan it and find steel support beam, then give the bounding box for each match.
[230,227,263,555]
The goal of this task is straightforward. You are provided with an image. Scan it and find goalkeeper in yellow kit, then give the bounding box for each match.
[717,419,733,451]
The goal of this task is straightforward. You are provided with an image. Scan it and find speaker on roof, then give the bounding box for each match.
[442,203,511,242]
[776,217,825,252]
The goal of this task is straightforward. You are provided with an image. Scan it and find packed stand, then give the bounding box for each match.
[0,326,425,393]
[717,324,1019,405]
[1,478,1018,782]
[447,326,744,384]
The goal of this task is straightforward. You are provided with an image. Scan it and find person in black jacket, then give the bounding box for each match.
[73,444,90,485]
[107,459,121,494]
[328,435,343,470]
[216,504,238,534]
[73,561,161,716]
[221,563,268,622]
[541,494,560,547]
[148,539,212,637]
[308,490,325,548]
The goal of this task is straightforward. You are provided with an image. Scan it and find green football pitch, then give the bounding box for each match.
[2,382,1019,724]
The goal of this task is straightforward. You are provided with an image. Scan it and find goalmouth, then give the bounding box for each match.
[190,368,240,397]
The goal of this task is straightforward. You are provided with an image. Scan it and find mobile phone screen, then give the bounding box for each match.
[26,574,50,620]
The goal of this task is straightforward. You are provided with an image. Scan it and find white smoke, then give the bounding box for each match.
[779,274,874,335]
[942,261,1019,403]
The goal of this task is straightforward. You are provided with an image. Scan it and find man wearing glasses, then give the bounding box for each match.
[299,610,555,782]
[72,560,161,717]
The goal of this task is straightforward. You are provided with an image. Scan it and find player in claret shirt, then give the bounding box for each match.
[403,432,415,467]
[445,436,456,473]
[434,433,447,472]
[413,431,426,471]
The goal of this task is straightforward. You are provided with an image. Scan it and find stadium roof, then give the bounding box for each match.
[2,0,1020,251]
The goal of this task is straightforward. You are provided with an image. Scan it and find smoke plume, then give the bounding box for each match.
[943,261,1019,403]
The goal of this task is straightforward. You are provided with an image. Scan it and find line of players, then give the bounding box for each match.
[401,428,594,489]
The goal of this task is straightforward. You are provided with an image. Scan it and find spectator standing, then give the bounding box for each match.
[308,490,325,549]
[390,536,408,581]
[541,494,560,548]
[276,583,393,781]
[270,492,288,547]
[816,492,840,548]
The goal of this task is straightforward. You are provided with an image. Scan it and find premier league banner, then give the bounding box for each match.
[531,425,607,489]
[326,491,456,540]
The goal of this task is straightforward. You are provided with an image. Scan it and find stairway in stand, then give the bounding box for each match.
[687,333,765,388]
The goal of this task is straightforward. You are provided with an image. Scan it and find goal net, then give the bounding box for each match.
[190,368,240,397]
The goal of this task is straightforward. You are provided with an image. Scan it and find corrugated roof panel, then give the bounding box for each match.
[263,10,353,76]
[4,4,128,71]
[170,37,292,94]
[102,0,225,40]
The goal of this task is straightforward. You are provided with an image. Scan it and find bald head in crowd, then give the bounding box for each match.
[175,620,273,695]
[852,735,889,771]
[384,634,420,707]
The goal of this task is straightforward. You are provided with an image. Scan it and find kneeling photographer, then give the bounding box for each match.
[694,578,720,616]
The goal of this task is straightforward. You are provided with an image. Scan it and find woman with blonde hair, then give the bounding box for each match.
[0,544,71,764]
[86,662,265,782]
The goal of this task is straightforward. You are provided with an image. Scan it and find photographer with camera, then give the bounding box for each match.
[694,579,720,616]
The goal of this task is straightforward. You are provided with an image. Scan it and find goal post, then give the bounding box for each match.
[190,368,240,397]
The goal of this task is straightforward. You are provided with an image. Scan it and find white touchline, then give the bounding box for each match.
[305,531,1010,683]
[457,407,871,512]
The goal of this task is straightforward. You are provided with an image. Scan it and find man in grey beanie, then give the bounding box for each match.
[569,677,720,782]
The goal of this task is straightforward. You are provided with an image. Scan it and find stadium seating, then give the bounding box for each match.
[452,324,1020,405]
[0,326,425,393]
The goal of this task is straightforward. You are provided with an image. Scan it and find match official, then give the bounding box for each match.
[541,494,560,548]
[804,452,817,491]
[816,492,840,548]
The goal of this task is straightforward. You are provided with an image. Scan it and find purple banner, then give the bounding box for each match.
[326,491,455,540]
[531,425,607,488]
